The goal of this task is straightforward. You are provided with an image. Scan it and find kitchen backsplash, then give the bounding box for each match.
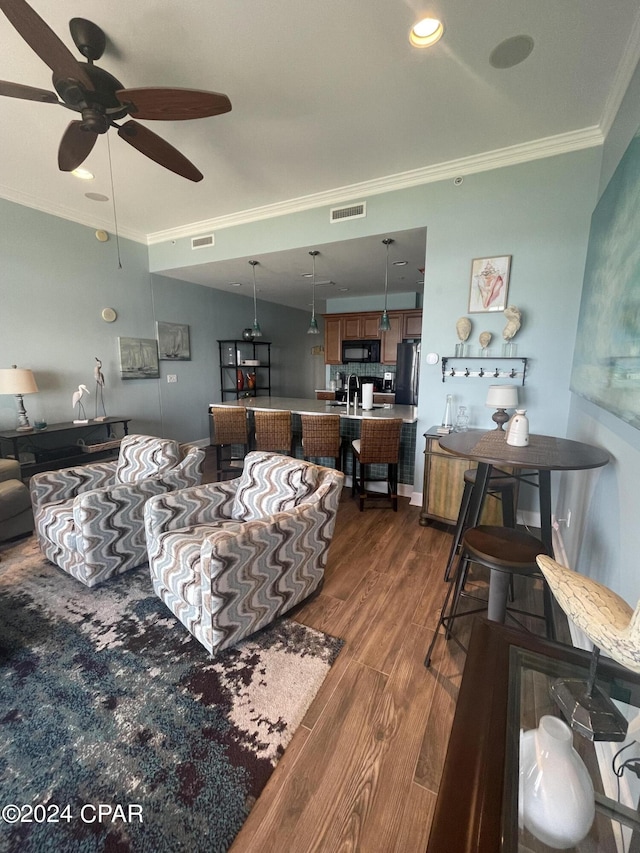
[329,364,395,382]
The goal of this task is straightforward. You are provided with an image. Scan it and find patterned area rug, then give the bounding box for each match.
[0,536,343,853]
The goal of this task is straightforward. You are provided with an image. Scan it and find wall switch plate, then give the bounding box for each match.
[167,375,177,383]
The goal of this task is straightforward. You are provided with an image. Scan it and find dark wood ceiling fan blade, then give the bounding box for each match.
[58,120,98,171]
[115,88,231,121]
[117,120,203,182]
[0,0,93,90]
[0,80,59,102]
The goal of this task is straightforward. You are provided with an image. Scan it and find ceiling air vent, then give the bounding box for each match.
[330,202,366,223]
[191,234,215,250]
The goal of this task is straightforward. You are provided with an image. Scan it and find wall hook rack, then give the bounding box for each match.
[441,356,528,385]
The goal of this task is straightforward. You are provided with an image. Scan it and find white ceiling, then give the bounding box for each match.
[1,0,640,308]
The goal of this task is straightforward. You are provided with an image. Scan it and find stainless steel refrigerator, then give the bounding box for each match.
[395,342,420,405]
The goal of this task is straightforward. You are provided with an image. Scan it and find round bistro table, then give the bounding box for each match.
[438,429,610,640]
[438,428,610,556]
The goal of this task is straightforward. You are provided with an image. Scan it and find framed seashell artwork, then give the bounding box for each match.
[469,255,511,312]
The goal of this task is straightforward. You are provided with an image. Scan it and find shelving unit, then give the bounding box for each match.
[218,340,272,401]
[440,356,528,385]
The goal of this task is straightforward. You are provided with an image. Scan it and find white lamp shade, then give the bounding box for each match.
[0,368,39,395]
[485,384,518,409]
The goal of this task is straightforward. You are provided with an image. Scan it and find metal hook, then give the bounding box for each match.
[479,368,485,378]
[494,368,500,378]
[450,367,456,377]
[464,367,470,376]
[509,368,517,378]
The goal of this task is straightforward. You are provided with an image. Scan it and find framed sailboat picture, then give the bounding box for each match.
[118,337,160,379]
[156,321,191,361]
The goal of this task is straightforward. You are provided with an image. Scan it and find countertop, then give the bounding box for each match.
[212,396,418,424]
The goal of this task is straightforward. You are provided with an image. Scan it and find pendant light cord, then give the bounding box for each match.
[106,134,123,270]
[307,250,320,334]
[248,260,262,336]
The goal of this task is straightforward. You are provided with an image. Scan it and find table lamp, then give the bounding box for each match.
[485,384,518,430]
[0,365,39,431]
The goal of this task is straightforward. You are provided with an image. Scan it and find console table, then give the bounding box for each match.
[0,417,131,479]
[427,620,640,852]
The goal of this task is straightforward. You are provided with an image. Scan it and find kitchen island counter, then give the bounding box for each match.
[210,397,418,489]
[212,396,417,424]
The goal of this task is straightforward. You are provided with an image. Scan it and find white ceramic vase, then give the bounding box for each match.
[519,715,595,849]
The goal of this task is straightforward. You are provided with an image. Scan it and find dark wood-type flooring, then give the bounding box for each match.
[201,452,548,852]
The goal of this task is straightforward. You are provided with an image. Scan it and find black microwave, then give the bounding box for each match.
[341,339,381,363]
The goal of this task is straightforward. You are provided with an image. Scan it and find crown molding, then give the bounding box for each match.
[146,125,604,246]
[0,183,147,243]
[0,123,606,248]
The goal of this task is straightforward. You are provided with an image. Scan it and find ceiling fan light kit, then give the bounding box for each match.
[0,0,232,181]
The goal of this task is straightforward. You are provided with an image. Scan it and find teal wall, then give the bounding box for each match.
[150,146,602,504]
[560,58,640,604]
[0,199,314,442]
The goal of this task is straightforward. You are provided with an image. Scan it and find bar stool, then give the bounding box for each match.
[443,468,518,581]
[351,418,403,511]
[254,410,293,455]
[424,525,551,667]
[300,414,343,470]
[210,406,249,480]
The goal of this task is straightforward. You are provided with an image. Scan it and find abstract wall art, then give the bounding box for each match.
[571,128,640,429]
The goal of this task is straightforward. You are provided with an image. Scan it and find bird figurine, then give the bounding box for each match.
[94,357,107,420]
[72,384,90,423]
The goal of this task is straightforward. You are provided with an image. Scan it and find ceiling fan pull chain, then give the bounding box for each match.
[106,133,122,270]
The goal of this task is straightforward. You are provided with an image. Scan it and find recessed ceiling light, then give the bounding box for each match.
[489,35,534,69]
[393,260,408,267]
[302,273,313,278]
[72,167,94,180]
[229,282,242,287]
[410,17,444,48]
[338,287,349,292]
[85,192,109,202]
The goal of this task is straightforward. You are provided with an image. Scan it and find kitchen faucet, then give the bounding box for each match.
[346,374,360,413]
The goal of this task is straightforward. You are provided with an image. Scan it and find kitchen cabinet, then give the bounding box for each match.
[322,309,422,365]
[218,340,271,401]
[380,314,403,364]
[403,310,422,339]
[316,390,335,400]
[324,316,342,364]
[420,428,512,526]
[342,313,380,339]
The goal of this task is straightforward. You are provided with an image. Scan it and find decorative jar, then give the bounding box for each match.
[519,715,594,849]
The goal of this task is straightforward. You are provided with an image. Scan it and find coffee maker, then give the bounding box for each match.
[383,372,394,392]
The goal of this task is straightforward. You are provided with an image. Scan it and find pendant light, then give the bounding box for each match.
[379,238,394,332]
[307,250,320,334]
[248,260,263,337]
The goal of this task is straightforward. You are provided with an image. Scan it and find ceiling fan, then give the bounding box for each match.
[0,0,232,181]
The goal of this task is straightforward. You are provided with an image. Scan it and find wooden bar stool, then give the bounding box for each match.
[254,410,293,455]
[300,414,343,470]
[425,525,551,667]
[351,418,403,511]
[443,468,518,581]
[210,406,249,480]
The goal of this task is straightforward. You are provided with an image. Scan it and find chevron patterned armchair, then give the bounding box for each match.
[144,451,344,655]
[30,434,205,588]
